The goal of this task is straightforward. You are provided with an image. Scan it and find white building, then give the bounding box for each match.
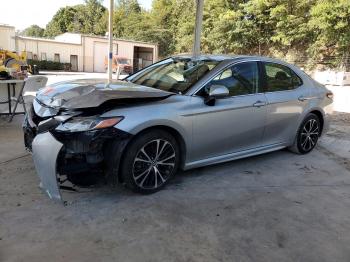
[0,24,158,73]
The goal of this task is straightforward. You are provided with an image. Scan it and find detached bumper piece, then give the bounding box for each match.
[29,128,130,202]
[24,105,132,202]
[32,132,63,201]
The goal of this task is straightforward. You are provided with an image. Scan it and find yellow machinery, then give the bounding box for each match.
[0,50,29,79]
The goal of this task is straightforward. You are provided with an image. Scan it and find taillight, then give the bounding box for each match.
[326,91,333,99]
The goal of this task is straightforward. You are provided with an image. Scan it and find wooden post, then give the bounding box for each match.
[193,0,204,57]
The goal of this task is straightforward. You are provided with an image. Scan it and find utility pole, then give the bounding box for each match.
[193,0,204,57]
[107,0,114,84]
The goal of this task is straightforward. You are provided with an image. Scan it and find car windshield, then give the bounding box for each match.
[128,58,220,94]
[117,58,129,65]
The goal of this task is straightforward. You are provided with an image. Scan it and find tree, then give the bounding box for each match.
[44,6,77,37]
[79,0,107,35]
[40,0,350,69]
[117,0,142,13]
[21,25,45,37]
[202,0,243,54]
[171,0,196,53]
[308,0,350,69]
[147,0,177,56]
[44,0,106,38]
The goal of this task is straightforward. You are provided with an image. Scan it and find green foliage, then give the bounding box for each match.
[44,6,78,37]
[40,0,350,69]
[308,0,350,69]
[27,59,71,71]
[21,25,45,38]
[44,0,106,37]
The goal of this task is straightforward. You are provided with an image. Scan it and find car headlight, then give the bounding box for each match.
[55,116,123,132]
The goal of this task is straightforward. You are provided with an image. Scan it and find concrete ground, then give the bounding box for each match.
[1,73,350,261]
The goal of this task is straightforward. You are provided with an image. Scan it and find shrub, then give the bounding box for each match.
[27,59,71,71]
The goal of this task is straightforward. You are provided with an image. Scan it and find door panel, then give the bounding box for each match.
[263,89,309,145]
[261,62,310,145]
[191,94,267,161]
[70,55,78,71]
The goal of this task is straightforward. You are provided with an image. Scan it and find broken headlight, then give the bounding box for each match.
[55,116,123,132]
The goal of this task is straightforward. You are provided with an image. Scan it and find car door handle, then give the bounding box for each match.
[253,100,266,107]
[298,96,312,101]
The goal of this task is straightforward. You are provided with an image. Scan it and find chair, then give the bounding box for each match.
[9,76,48,122]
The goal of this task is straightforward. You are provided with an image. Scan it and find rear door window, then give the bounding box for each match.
[263,62,303,92]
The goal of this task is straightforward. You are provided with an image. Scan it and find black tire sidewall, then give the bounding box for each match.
[296,113,320,154]
[121,130,180,194]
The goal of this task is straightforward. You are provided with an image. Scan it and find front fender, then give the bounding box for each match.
[116,117,192,164]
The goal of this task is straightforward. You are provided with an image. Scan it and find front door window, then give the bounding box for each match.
[204,61,259,97]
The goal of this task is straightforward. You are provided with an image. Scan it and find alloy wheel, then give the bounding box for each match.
[132,139,176,189]
[300,118,319,152]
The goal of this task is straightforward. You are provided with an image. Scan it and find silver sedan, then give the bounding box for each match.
[24,55,333,200]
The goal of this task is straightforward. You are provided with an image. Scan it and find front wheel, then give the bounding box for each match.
[289,113,321,154]
[120,130,180,194]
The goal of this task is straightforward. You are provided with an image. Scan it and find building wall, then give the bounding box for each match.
[16,37,83,71]
[82,36,158,73]
[0,25,15,50]
[83,36,117,72]
[0,25,158,72]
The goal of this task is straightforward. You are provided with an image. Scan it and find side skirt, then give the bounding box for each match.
[184,143,287,170]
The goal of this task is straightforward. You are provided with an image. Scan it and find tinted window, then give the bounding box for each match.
[264,62,302,92]
[205,62,259,97]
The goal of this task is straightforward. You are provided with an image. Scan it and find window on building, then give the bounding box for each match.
[33,54,38,60]
[54,53,60,63]
[41,52,47,61]
[27,51,33,60]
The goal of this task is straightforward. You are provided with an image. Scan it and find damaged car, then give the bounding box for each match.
[24,55,333,201]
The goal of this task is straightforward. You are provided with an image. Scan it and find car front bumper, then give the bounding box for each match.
[23,104,132,202]
[32,131,63,201]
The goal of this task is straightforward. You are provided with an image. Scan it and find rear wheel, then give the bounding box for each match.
[120,130,180,194]
[289,113,321,154]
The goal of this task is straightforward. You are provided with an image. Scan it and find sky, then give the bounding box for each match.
[1,0,153,30]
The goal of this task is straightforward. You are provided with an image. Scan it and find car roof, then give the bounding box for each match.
[171,54,288,64]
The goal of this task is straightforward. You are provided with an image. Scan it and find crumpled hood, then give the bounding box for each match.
[36,78,173,110]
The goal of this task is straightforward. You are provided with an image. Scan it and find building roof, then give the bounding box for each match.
[0,23,15,29]
[16,33,157,47]
[80,33,158,46]
[16,35,81,46]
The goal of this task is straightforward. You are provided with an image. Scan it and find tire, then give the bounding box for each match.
[288,113,321,154]
[120,130,180,194]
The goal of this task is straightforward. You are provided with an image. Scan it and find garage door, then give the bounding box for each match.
[93,42,107,73]
[93,42,118,73]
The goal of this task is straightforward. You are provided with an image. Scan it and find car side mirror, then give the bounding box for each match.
[209,85,229,98]
[204,85,229,106]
